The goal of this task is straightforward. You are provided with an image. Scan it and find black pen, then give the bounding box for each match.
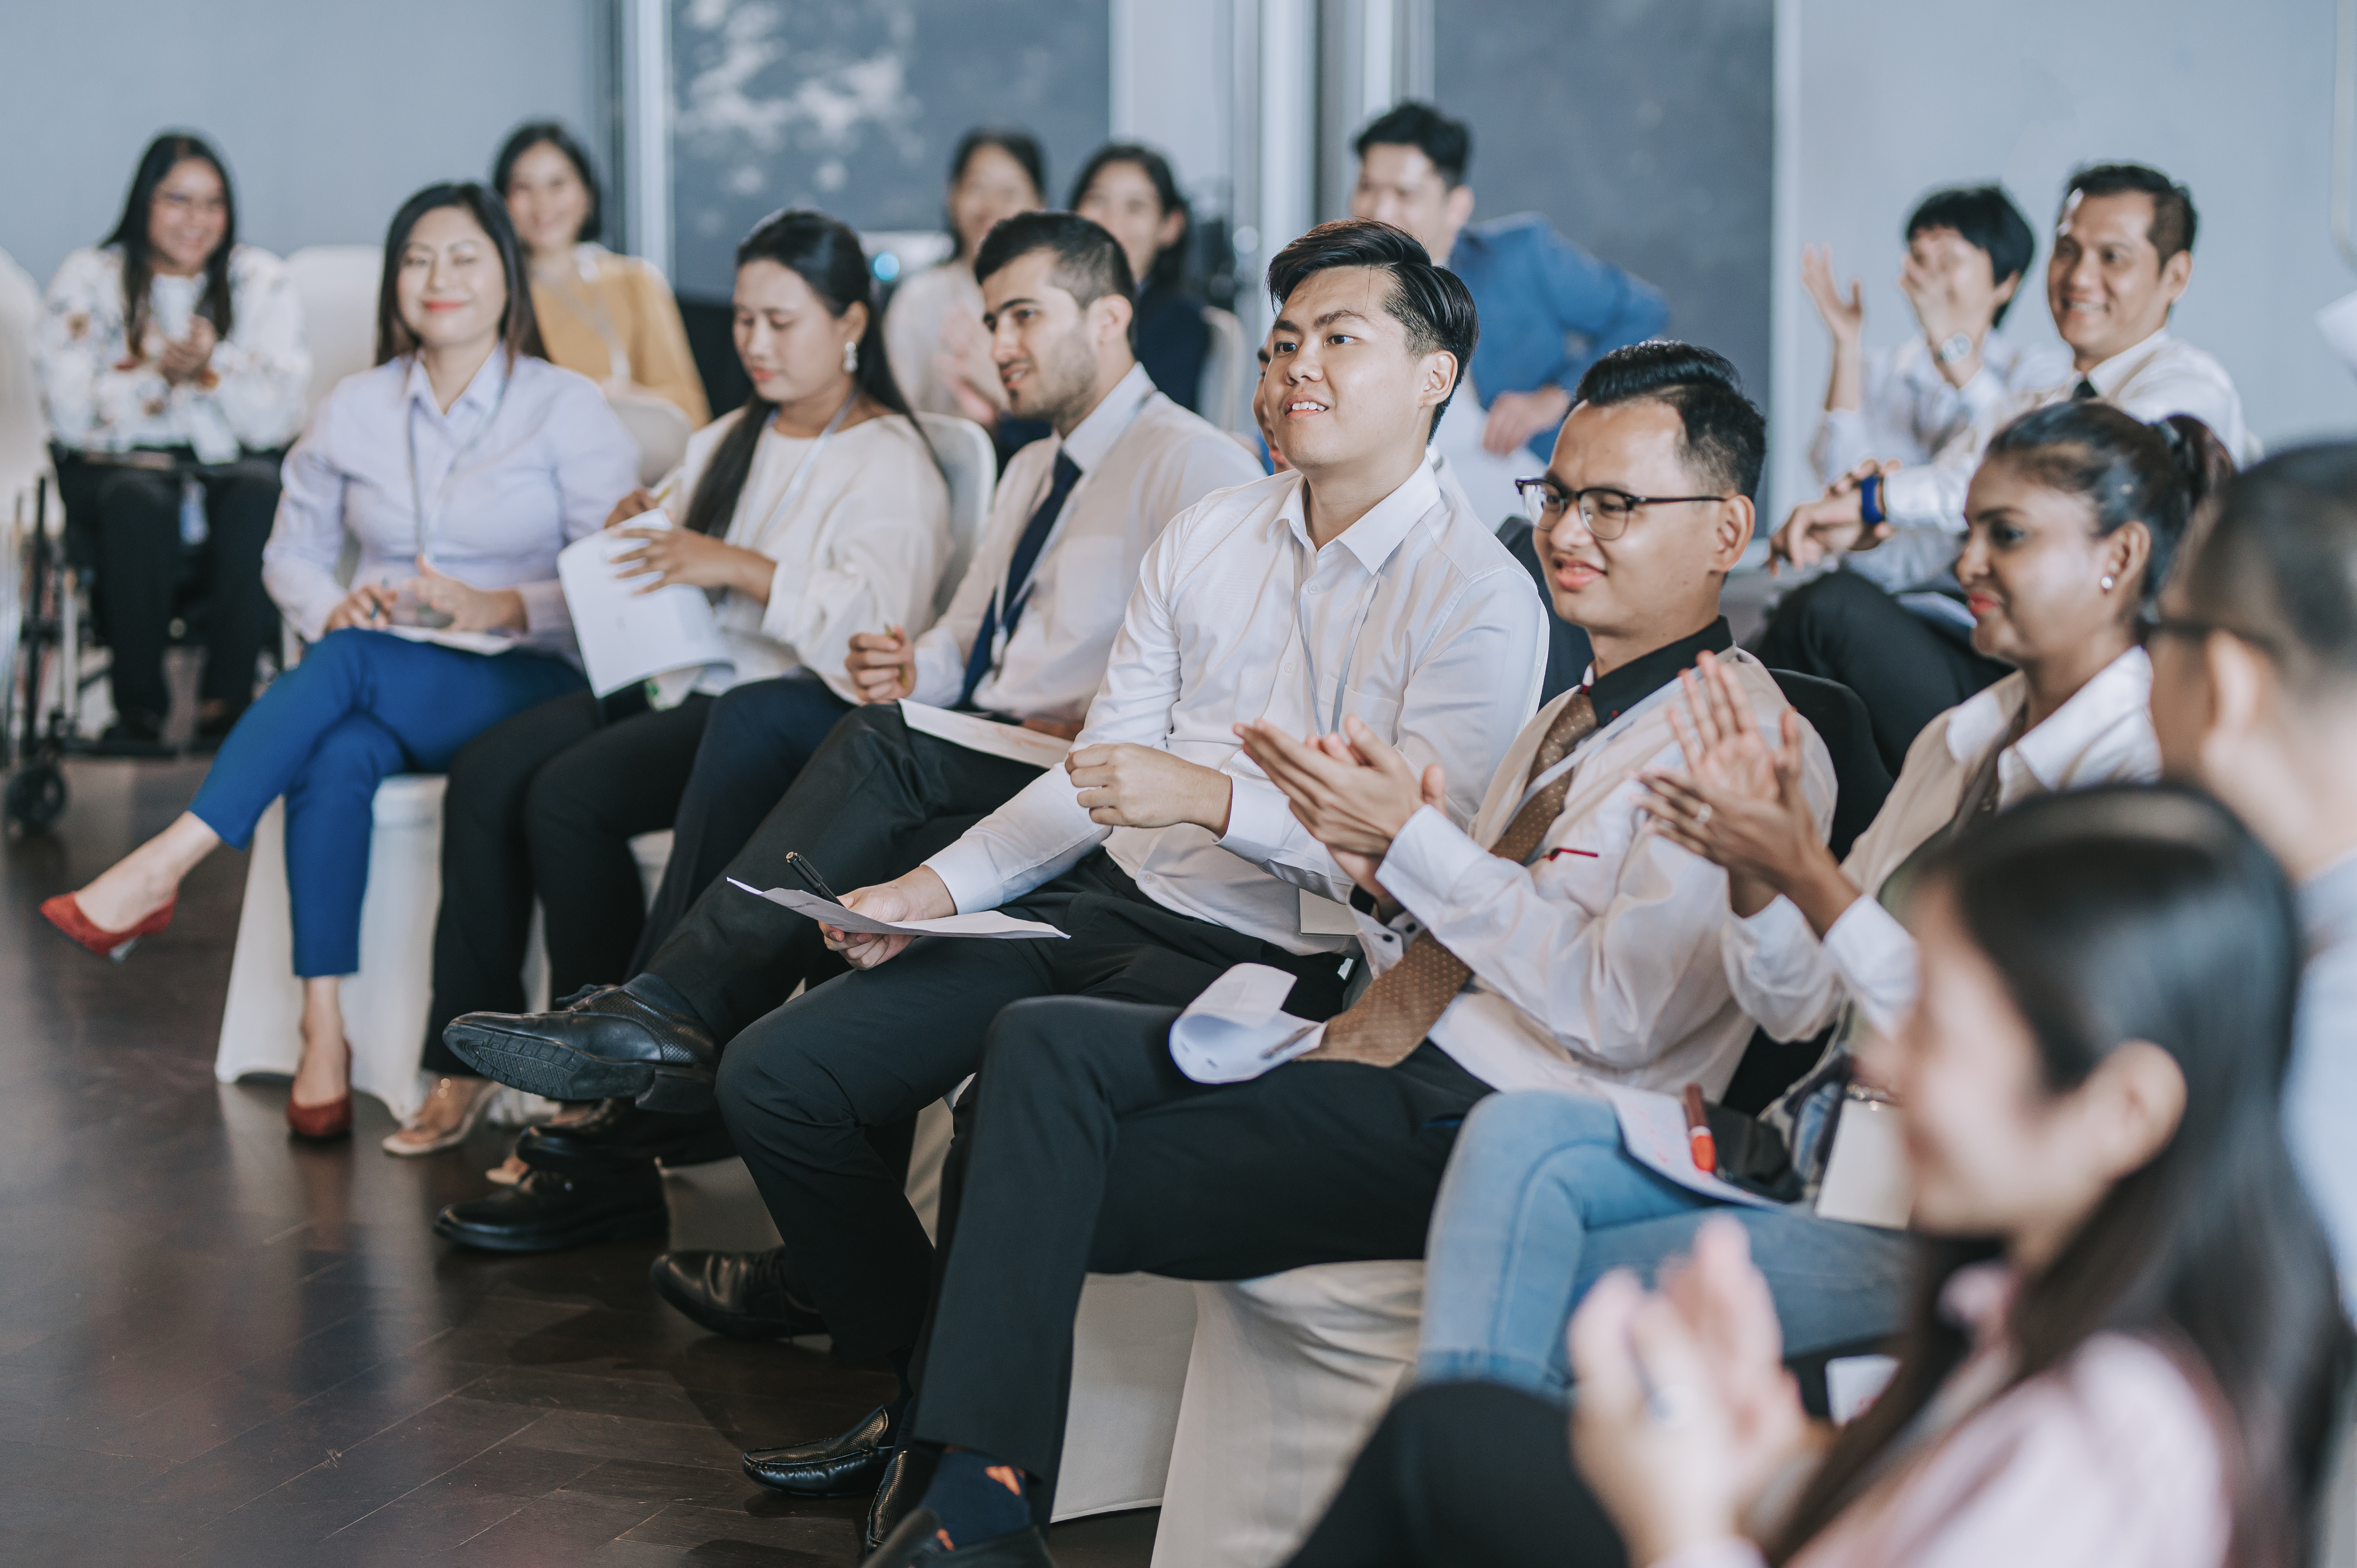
[783,851,841,904]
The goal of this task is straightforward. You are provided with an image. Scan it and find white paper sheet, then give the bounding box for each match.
[384,624,522,657]
[898,700,1076,768]
[1168,962,1324,1083]
[727,879,1067,939]
[1594,1082,1782,1210]
[557,512,735,697]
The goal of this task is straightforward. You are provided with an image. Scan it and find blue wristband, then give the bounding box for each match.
[1858,473,1885,527]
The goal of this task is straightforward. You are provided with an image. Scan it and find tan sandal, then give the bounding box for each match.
[381,1076,500,1157]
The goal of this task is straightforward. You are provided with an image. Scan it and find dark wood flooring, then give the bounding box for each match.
[0,758,1158,1566]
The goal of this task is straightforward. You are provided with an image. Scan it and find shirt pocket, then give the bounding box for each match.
[1330,682,1401,737]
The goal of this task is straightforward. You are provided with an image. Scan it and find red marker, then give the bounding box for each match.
[1682,1083,1716,1174]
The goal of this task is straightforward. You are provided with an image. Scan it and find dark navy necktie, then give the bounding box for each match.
[959,449,1082,708]
[2072,377,2101,400]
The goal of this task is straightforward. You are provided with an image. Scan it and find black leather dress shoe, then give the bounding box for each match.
[744,1403,899,1497]
[519,1098,736,1175]
[444,979,720,1112]
[865,1446,923,1555]
[651,1247,826,1340]
[433,1165,668,1252]
[861,1508,1056,1568]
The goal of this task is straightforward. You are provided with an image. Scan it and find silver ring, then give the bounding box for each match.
[1693,803,1713,828]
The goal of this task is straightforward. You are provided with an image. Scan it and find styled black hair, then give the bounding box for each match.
[492,120,604,245]
[2176,441,2357,696]
[1983,402,2233,616]
[1070,142,1192,292]
[1775,785,2347,1568]
[103,132,238,348]
[374,182,543,369]
[1352,100,1472,188]
[2066,162,2199,263]
[1265,219,1477,440]
[1571,341,1766,500]
[945,127,1047,256]
[681,208,910,539]
[1905,184,2035,328]
[973,210,1135,311]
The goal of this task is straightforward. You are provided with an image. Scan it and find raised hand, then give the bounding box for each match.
[1800,244,1863,344]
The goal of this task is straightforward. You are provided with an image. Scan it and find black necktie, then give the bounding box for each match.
[959,449,1082,708]
[2072,377,2101,401]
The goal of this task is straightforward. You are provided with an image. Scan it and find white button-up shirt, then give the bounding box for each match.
[1725,646,2159,1043]
[924,459,1548,953]
[909,364,1265,726]
[263,351,639,659]
[1355,647,1835,1098]
[1813,333,2068,509]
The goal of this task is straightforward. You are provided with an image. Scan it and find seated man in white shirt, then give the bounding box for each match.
[439,212,1263,1253]
[855,342,1832,1568]
[1762,162,2256,771]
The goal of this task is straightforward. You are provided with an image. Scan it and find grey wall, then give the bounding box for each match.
[0,0,604,291]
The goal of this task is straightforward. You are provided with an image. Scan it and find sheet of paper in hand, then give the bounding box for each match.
[1593,1082,1783,1210]
[727,880,1068,939]
[384,625,521,656]
[557,511,735,696]
[899,700,1076,768]
[1169,962,1325,1084]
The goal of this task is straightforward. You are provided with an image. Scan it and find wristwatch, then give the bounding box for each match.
[1933,331,1975,366]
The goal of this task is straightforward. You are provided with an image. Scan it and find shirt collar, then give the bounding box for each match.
[1945,645,2152,789]
[2302,851,2357,945]
[1055,363,1157,475]
[402,349,511,423]
[1583,618,1735,728]
[2082,329,2173,397]
[1277,459,1444,572]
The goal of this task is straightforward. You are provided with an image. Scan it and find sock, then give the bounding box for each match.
[919,1447,1030,1550]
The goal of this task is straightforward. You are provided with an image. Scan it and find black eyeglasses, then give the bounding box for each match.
[2149,614,2281,658]
[1513,479,1730,541]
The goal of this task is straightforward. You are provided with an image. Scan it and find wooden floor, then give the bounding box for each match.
[0,757,1158,1566]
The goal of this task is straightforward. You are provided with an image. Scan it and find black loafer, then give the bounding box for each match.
[444,978,721,1112]
[744,1404,899,1497]
[862,1508,1056,1568]
[519,1098,736,1174]
[651,1247,826,1340]
[865,1446,924,1555]
[433,1165,668,1252]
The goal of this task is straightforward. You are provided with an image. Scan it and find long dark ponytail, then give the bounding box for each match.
[104,132,238,350]
[680,208,911,539]
[1772,786,2348,1568]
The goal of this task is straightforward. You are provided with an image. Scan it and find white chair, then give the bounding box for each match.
[1152,1263,1425,1568]
[607,388,694,487]
[0,245,49,521]
[214,776,672,1119]
[1198,305,1249,435]
[281,245,382,419]
[913,411,996,614]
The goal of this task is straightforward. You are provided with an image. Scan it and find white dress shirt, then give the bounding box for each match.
[656,408,950,701]
[38,243,310,463]
[924,459,1548,953]
[1725,646,2159,1043]
[1812,334,2067,505]
[1353,648,1836,1098]
[263,352,639,659]
[909,364,1265,726]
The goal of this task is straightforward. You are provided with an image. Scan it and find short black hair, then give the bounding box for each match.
[950,127,1046,200]
[1571,342,1765,499]
[974,210,1134,308]
[1266,218,1478,438]
[492,120,602,244]
[1070,141,1192,291]
[1352,101,1471,188]
[2179,442,2357,696]
[2065,162,2198,263]
[1906,184,2035,327]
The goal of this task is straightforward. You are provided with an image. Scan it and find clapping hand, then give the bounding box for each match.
[156,316,218,387]
[1234,715,1444,911]
[1800,245,1863,346]
[1638,652,1817,916]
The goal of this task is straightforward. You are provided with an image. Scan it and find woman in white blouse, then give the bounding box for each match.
[398,208,950,1154]
[36,132,310,750]
[882,128,1045,429]
[42,182,638,1141]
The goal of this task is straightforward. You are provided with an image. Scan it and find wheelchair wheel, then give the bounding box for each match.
[4,759,65,835]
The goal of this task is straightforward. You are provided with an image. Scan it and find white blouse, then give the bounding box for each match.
[883,261,986,419]
[656,406,952,701]
[37,243,310,463]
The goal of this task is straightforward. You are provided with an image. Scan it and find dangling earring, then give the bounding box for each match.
[2101,574,2117,591]
[843,340,859,374]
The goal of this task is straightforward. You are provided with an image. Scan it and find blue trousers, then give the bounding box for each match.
[189,629,584,978]
[1414,1089,1915,1398]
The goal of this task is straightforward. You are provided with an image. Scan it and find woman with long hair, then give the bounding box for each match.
[396,208,950,1156]
[494,119,709,424]
[1291,786,2348,1568]
[35,131,309,750]
[1071,141,1210,413]
[882,127,1046,434]
[41,182,638,1141]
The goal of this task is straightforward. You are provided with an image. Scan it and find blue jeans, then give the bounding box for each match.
[1415,1088,1915,1398]
[189,629,583,977]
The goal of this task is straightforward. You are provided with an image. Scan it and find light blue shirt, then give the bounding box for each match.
[2287,852,2357,1312]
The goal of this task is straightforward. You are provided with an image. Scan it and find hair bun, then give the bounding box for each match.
[2156,413,2233,515]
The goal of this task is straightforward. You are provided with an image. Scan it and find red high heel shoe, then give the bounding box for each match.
[41,893,176,962]
[286,1093,353,1142]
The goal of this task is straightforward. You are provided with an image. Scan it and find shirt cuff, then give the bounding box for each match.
[1373,805,1489,924]
[1217,775,1301,864]
[1647,1541,1767,1568]
[909,634,963,708]
[1349,903,1419,977]
[1821,895,1919,1037]
[1727,892,1814,977]
[1878,465,1965,532]
[922,839,1005,916]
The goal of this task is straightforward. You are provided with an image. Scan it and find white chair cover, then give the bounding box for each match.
[1198,306,1248,435]
[0,245,47,521]
[912,412,995,615]
[606,389,693,487]
[281,245,382,420]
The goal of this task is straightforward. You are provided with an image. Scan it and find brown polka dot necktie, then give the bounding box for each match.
[1309,692,1601,1067]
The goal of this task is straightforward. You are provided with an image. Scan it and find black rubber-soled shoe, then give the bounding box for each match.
[864,1446,925,1555]
[433,1165,668,1252]
[443,979,720,1111]
[861,1508,1056,1568]
[744,1404,897,1497]
[651,1247,826,1340]
[518,1099,736,1175]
